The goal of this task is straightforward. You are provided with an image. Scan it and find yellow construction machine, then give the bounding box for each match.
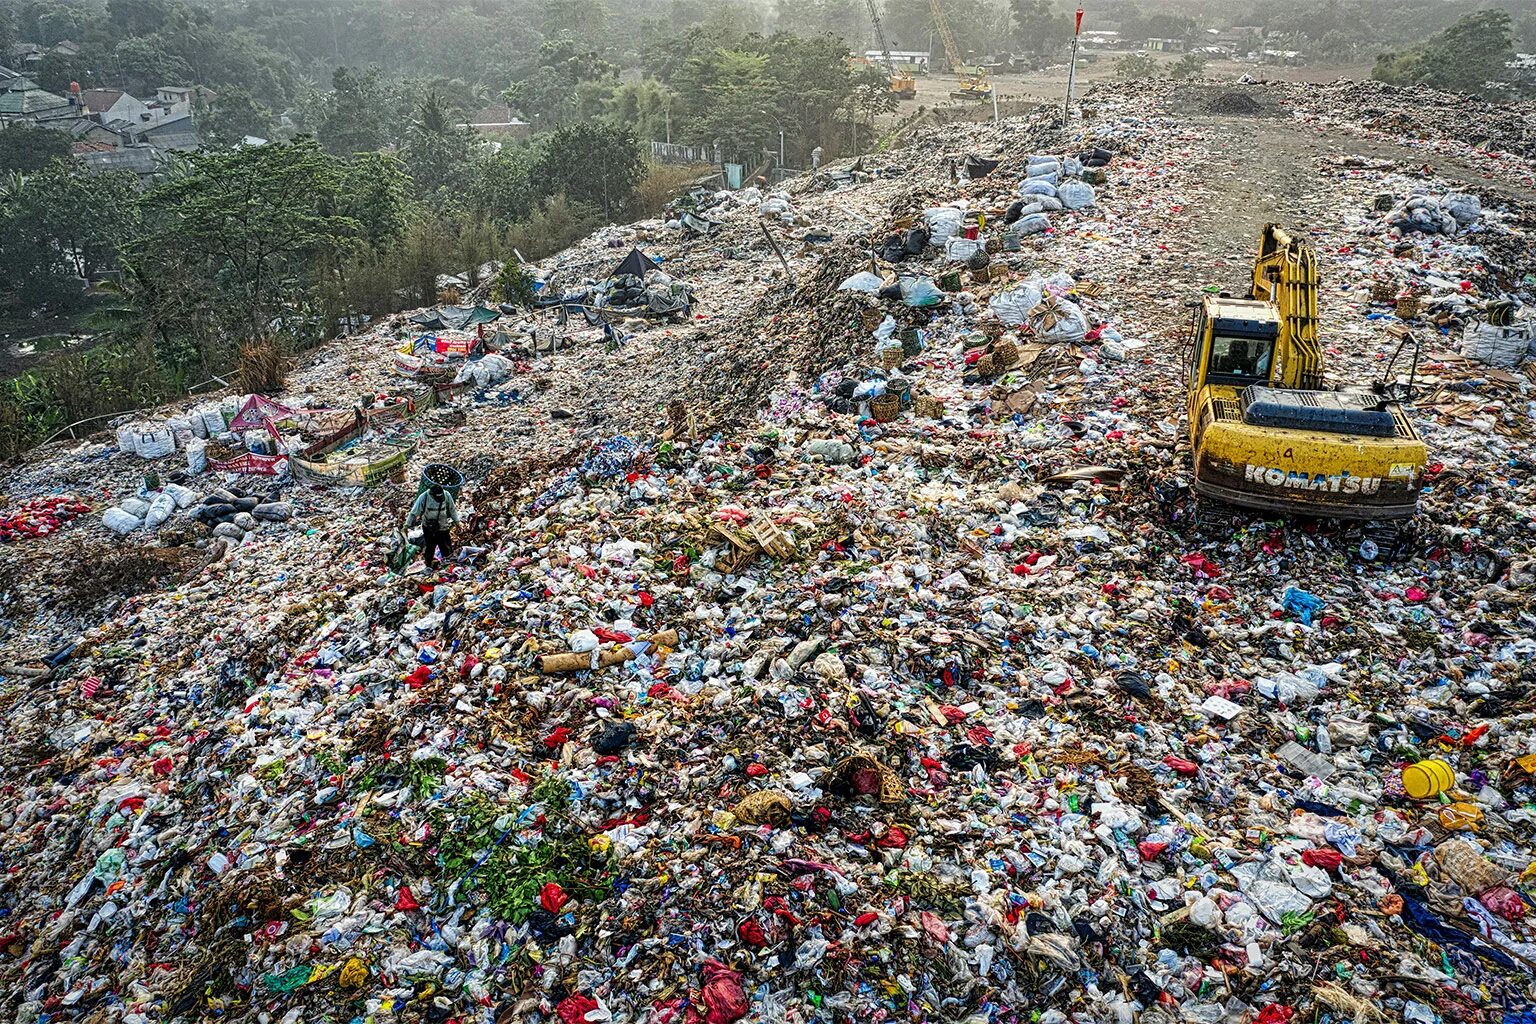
[860,0,917,99]
[1185,224,1427,522]
[926,0,991,99]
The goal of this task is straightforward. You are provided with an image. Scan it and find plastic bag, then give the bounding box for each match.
[144,492,176,530]
[900,277,945,307]
[1058,181,1097,210]
[1021,179,1058,198]
[923,206,965,245]
[1441,192,1481,226]
[990,278,1046,324]
[132,425,175,460]
[102,508,142,535]
[185,438,207,475]
[162,483,198,509]
[944,236,986,263]
[838,271,885,294]
[1013,213,1051,237]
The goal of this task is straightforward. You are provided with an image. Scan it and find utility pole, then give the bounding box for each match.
[1063,8,1084,126]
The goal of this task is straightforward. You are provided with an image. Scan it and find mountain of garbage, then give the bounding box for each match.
[0,79,1534,1024]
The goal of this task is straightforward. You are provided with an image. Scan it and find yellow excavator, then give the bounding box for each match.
[1185,224,1427,522]
[926,0,991,99]
[860,0,917,99]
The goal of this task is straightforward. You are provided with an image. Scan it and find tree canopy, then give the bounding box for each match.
[1373,10,1517,96]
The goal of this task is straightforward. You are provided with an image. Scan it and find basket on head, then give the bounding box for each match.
[871,394,901,423]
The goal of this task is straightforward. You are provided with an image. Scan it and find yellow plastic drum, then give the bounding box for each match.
[1402,758,1455,799]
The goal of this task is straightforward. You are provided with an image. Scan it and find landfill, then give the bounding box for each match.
[0,78,1535,1024]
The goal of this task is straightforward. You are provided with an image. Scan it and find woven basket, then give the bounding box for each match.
[992,338,1019,368]
[975,353,996,376]
[1395,294,1421,320]
[871,394,901,423]
[914,395,945,419]
[1370,280,1395,303]
[881,347,903,370]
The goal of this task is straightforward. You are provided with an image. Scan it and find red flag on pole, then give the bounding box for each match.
[1075,9,1084,34]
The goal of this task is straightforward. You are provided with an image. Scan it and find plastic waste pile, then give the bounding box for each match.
[0,80,1535,1024]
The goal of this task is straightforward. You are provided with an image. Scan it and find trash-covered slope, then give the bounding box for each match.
[0,81,1534,1024]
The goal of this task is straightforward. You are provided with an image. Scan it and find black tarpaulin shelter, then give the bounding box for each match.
[609,248,661,280]
[964,155,1001,179]
[410,305,502,331]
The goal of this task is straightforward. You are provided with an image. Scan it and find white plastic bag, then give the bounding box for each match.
[1058,181,1097,210]
[144,492,176,530]
[944,236,985,263]
[102,508,142,535]
[200,406,227,436]
[837,271,885,294]
[132,425,175,459]
[162,483,198,509]
[166,416,195,448]
[185,438,207,475]
[922,206,965,246]
[989,278,1046,325]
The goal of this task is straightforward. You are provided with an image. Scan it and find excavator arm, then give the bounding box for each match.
[1250,223,1323,390]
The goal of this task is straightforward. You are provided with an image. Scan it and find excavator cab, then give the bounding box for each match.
[1185,225,1427,521]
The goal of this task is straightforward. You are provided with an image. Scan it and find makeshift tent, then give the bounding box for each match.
[409,305,503,331]
[227,394,296,432]
[609,248,661,280]
[964,155,1001,179]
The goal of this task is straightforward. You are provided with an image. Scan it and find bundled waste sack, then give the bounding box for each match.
[922,205,965,245]
[455,353,514,388]
[1057,180,1097,210]
[1459,317,1533,367]
[101,507,141,535]
[1383,194,1461,235]
[129,424,175,459]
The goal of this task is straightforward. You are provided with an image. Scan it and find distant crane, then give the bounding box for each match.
[861,0,916,99]
[926,0,992,99]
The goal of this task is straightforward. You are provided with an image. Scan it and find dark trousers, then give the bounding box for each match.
[421,524,453,567]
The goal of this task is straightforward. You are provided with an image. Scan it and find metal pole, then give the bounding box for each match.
[1064,9,1084,127]
[780,130,785,168]
[991,83,999,123]
[1063,36,1079,126]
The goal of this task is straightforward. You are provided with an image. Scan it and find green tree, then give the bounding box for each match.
[112,35,195,94]
[1115,51,1158,80]
[320,65,392,155]
[0,163,138,312]
[1009,0,1071,56]
[202,87,273,145]
[0,124,73,175]
[773,0,859,38]
[504,39,619,128]
[1373,10,1516,96]
[130,139,359,346]
[1167,51,1208,81]
[27,0,83,45]
[465,147,541,225]
[403,89,479,202]
[339,153,415,254]
[535,123,644,219]
[0,6,17,55]
[108,0,179,36]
